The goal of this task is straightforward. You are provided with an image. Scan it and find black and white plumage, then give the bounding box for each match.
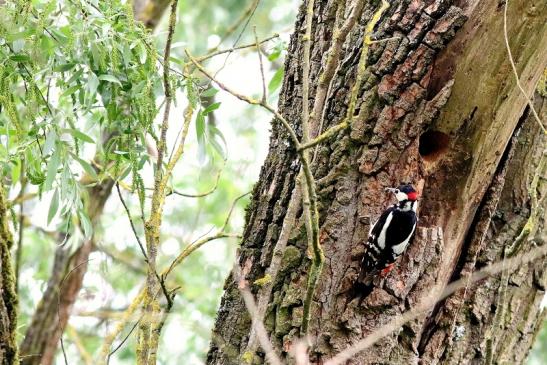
[356,184,418,291]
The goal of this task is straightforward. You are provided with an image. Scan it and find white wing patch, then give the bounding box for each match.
[377,212,393,249]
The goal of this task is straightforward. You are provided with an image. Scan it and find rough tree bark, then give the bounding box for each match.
[18,3,169,364]
[207,0,546,364]
[0,188,17,365]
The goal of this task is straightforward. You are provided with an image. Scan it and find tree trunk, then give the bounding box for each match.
[18,3,169,364]
[207,0,546,364]
[0,187,17,365]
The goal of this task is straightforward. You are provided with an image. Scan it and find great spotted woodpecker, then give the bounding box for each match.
[354,184,418,294]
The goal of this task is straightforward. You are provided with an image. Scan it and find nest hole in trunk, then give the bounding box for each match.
[419,130,450,162]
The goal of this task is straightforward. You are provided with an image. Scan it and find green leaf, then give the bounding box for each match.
[268,49,281,62]
[195,113,206,164]
[53,63,77,72]
[79,210,93,239]
[201,102,220,115]
[73,155,98,181]
[43,130,57,156]
[201,87,218,98]
[98,74,122,86]
[11,159,21,183]
[268,66,284,94]
[66,129,95,144]
[27,170,46,185]
[169,56,185,66]
[67,69,84,85]
[9,54,30,62]
[50,28,69,43]
[268,42,285,62]
[47,188,59,224]
[44,148,61,191]
[88,72,99,95]
[60,84,81,98]
[138,44,147,64]
[208,124,227,157]
[196,112,205,141]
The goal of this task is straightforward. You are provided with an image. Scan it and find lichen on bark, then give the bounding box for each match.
[0,187,18,365]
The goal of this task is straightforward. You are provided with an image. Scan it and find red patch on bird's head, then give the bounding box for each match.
[407,192,418,201]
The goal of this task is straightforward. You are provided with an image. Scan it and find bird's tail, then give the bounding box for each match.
[347,270,377,306]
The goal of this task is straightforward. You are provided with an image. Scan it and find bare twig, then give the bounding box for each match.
[222,192,251,231]
[209,0,261,54]
[167,160,225,198]
[186,49,302,148]
[116,183,148,262]
[107,318,141,365]
[196,34,279,63]
[95,245,147,275]
[503,0,546,133]
[58,259,94,365]
[211,0,261,80]
[163,231,242,280]
[235,264,284,365]
[254,26,267,102]
[100,291,145,364]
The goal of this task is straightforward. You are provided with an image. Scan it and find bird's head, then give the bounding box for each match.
[385,183,418,202]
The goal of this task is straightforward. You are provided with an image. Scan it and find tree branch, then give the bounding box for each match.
[138,1,179,363]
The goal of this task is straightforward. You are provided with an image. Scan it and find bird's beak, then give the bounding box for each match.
[385,187,397,194]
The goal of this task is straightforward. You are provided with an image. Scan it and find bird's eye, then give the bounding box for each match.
[395,189,399,193]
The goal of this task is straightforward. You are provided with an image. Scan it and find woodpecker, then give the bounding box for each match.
[354,183,418,296]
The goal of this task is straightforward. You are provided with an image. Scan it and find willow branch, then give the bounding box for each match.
[298,0,325,337]
[100,291,145,364]
[185,49,302,149]
[253,26,267,102]
[116,183,148,262]
[299,0,390,152]
[138,1,179,363]
[197,34,280,63]
[309,0,363,138]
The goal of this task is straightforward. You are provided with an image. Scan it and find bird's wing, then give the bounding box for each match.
[357,206,395,283]
[368,206,396,247]
[385,210,417,257]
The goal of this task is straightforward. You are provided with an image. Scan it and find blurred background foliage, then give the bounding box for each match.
[12,0,297,364]
[4,0,545,364]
